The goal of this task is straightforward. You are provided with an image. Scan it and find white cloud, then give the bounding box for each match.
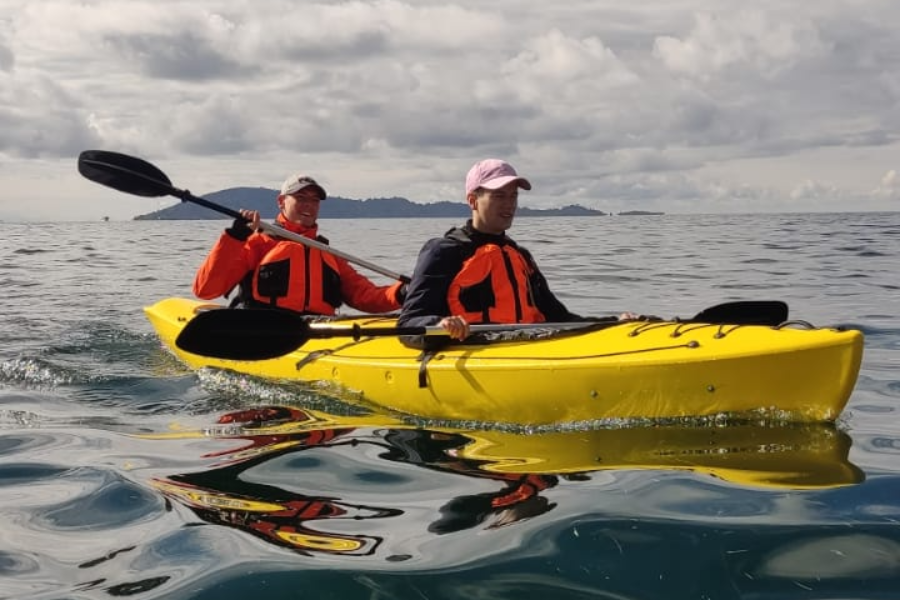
[503,29,638,89]
[653,10,829,80]
[790,178,843,202]
[871,169,899,200]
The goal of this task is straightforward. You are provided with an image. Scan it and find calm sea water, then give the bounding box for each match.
[1,213,899,599]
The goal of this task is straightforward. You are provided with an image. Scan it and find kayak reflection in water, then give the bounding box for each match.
[378,429,564,533]
[152,406,568,556]
[150,405,862,558]
[153,407,394,556]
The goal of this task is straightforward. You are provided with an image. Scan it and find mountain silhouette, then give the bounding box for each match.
[133,187,607,220]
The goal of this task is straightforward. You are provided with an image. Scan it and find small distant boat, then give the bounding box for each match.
[102,216,110,222]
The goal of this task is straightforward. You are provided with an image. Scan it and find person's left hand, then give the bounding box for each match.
[619,312,663,321]
[439,315,470,340]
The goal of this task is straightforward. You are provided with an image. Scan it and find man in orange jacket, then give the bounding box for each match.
[193,173,404,315]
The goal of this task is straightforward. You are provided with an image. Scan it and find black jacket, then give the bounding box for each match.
[397,221,579,328]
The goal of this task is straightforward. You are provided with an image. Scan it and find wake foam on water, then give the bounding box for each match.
[194,367,372,417]
[398,409,824,435]
[0,357,79,388]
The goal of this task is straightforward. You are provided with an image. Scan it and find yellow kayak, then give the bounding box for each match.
[144,297,864,426]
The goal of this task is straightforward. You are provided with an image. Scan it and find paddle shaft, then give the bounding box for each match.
[308,320,612,340]
[78,150,410,284]
[197,197,409,284]
[166,184,411,284]
[282,301,788,342]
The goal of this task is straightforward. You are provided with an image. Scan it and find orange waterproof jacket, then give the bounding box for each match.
[447,243,545,324]
[192,214,403,315]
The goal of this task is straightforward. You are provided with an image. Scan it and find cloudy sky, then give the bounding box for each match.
[1,0,898,221]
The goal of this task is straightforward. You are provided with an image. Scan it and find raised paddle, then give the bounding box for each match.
[77,149,411,284]
[174,300,789,360]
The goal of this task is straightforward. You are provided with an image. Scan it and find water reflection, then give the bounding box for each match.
[151,407,382,555]
[148,407,864,560]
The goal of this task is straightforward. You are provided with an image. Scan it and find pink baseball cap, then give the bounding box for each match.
[465,159,532,194]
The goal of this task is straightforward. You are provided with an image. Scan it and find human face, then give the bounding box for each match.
[468,182,518,235]
[279,189,321,228]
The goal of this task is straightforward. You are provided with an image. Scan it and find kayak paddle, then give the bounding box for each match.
[175,311,616,360]
[174,300,789,360]
[77,149,411,284]
[691,300,788,327]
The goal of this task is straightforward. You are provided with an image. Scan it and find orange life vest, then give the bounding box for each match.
[248,240,343,314]
[447,242,545,324]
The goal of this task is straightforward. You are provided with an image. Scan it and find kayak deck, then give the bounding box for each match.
[144,297,864,426]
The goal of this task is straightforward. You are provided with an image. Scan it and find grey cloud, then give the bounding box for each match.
[280,30,390,62]
[0,43,12,72]
[375,103,543,150]
[0,76,100,157]
[843,130,896,148]
[0,112,99,158]
[102,32,250,81]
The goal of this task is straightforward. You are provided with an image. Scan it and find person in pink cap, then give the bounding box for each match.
[399,159,633,341]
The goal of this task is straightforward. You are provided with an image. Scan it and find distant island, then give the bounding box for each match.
[133,187,612,220]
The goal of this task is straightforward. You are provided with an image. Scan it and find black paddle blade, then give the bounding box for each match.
[78,150,174,198]
[691,301,788,326]
[175,309,310,360]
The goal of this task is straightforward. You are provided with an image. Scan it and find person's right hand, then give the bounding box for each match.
[226,209,260,241]
[239,209,261,231]
[439,315,470,340]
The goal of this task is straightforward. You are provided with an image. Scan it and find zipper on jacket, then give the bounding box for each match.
[302,247,311,311]
[501,247,523,322]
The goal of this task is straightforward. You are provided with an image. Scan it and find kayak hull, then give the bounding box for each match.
[144,297,864,425]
